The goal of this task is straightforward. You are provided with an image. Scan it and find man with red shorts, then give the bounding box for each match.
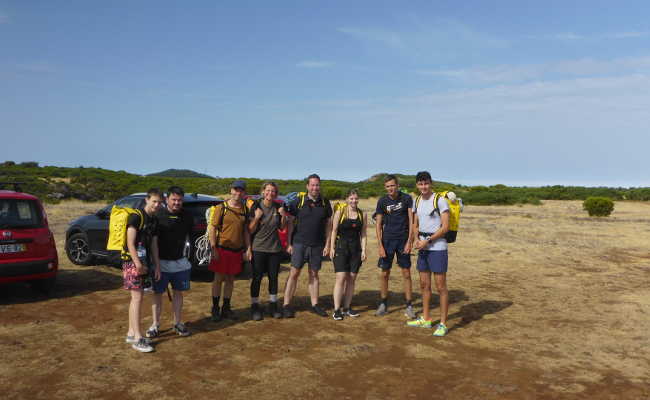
[208,180,252,321]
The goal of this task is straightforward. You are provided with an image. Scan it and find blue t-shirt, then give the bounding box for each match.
[375,192,413,240]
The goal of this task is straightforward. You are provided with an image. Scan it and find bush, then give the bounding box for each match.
[583,197,614,217]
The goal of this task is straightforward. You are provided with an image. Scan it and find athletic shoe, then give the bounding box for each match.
[145,324,160,338]
[406,317,432,328]
[332,309,344,321]
[125,336,152,345]
[221,304,238,320]
[131,337,154,353]
[211,305,221,322]
[433,323,448,337]
[268,301,282,319]
[343,308,360,318]
[251,303,263,321]
[173,322,191,337]
[375,303,387,316]
[404,305,417,319]
[312,304,328,317]
[282,305,295,318]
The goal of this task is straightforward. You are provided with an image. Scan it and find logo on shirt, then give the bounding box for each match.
[386,202,403,214]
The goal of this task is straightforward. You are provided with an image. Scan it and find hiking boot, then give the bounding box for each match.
[343,308,360,318]
[221,304,238,320]
[268,301,282,319]
[404,305,417,319]
[211,304,221,322]
[174,322,191,337]
[406,317,432,328]
[125,335,152,345]
[433,323,448,337]
[131,337,154,353]
[375,303,388,316]
[312,304,327,317]
[145,324,160,338]
[282,304,295,318]
[332,309,344,321]
[251,303,263,321]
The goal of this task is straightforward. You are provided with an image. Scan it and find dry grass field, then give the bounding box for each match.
[1,198,649,399]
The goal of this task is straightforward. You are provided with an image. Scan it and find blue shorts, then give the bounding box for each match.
[153,269,191,293]
[416,250,448,273]
[378,238,411,270]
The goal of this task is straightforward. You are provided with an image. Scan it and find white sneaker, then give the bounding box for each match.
[132,337,154,353]
[125,335,152,345]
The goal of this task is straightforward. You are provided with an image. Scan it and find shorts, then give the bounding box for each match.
[153,269,191,293]
[209,248,243,275]
[416,250,448,273]
[333,241,362,273]
[378,238,411,270]
[291,242,324,271]
[122,260,148,290]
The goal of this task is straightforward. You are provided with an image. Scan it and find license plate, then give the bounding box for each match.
[0,243,26,253]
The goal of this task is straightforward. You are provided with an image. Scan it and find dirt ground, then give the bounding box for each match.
[1,199,649,399]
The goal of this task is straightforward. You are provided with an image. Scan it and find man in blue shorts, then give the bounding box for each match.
[147,186,193,338]
[407,171,450,336]
[374,174,416,318]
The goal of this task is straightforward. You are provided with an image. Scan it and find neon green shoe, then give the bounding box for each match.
[433,323,448,337]
[406,317,432,328]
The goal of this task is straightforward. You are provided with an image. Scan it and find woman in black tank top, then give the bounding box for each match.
[329,189,367,320]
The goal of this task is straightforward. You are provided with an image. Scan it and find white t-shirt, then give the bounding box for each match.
[415,194,449,251]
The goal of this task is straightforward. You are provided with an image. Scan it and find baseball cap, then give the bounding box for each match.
[231,180,246,190]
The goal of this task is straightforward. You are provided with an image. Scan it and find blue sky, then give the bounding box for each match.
[2,1,649,186]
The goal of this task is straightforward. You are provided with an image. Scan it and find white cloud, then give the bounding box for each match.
[296,60,334,69]
[416,56,650,84]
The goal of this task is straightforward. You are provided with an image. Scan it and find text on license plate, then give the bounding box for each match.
[0,244,26,253]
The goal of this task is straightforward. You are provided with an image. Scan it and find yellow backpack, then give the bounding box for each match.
[106,206,144,251]
[333,202,364,226]
[414,191,461,243]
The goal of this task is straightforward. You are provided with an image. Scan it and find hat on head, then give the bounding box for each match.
[231,180,246,190]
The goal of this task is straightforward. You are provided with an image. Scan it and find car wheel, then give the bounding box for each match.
[66,233,94,265]
[32,276,56,295]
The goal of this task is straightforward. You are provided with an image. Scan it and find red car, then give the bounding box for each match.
[0,183,58,293]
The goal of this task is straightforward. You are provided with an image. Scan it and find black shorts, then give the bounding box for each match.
[333,240,362,273]
[378,237,411,270]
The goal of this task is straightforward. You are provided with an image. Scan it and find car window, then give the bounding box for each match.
[185,202,220,223]
[0,199,43,229]
[115,197,143,209]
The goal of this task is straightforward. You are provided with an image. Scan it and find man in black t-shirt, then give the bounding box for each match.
[122,188,162,353]
[147,186,193,339]
[281,174,332,318]
[374,174,416,318]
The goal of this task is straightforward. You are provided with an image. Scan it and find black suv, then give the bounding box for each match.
[65,193,222,268]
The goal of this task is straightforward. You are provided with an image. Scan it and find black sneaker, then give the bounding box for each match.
[251,303,263,321]
[222,304,238,320]
[211,305,221,322]
[268,301,282,319]
[343,308,360,318]
[332,309,344,321]
[312,304,328,317]
[282,304,295,318]
[173,322,191,337]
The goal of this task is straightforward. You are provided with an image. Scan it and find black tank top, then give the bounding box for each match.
[337,213,362,245]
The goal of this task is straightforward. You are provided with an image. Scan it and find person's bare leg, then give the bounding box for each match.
[333,272,347,310]
[401,267,413,302]
[343,272,357,309]
[283,267,301,306]
[380,269,390,299]
[419,271,432,321]
[308,269,320,306]
[212,273,224,298]
[151,292,163,327]
[129,289,144,339]
[172,290,183,325]
[224,275,235,299]
[434,273,448,324]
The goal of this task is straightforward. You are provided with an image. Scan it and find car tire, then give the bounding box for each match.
[66,233,94,265]
[32,276,56,295]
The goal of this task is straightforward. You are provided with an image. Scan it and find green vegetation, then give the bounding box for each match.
[0,162,647,206]
[583,197,615,217]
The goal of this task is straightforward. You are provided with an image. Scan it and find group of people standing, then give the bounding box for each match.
[121,172,452,353]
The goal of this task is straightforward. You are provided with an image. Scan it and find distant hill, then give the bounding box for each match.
[147,169,214,179]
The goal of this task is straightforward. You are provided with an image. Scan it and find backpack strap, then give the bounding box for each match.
[414,194,422,214]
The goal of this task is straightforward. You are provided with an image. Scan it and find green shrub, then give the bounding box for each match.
[583,197,614,217]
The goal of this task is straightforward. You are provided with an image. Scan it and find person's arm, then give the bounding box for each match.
[151,235,161,281]
[329,210,341,258]
[126,226,145,274]
[278,206,288,230]
[413,210,426,250]
[249,207,263,232]
[361,211,367,261]
[404,207,414,254]
[244,221,252,262]
[323,216,332,257]
[375,213,385,258]
[208,207,221,262]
